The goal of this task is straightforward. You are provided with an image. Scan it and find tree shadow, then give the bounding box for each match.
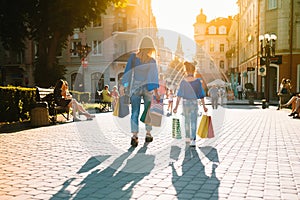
[170,145,220,199]
[51,144,155,199]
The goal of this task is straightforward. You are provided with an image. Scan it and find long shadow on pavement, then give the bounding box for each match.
[170,145,220,199]
[51,143,155,199]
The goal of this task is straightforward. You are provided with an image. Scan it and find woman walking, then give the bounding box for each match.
[120,36,160,147]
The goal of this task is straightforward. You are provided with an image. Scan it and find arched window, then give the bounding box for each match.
[208,26,216,34]
[71,73,84,91]
[219,26,227,34]
[220,60,225,69]
[91,72,104,93]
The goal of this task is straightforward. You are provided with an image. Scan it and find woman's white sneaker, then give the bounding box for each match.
[190,140,196,147]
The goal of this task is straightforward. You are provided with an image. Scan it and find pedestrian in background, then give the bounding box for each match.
[111,86,119,111]
[173,61,208,147]
[167,89,174,115]
[120,36,160,147]
[236,83,243,100]
[158,73,167,99]
[277,78,292,110]
[219,87,226,106]
[208,84,219,109]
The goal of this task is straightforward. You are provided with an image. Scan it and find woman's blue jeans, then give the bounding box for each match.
[130,85,152,133]
[183,99,198,140]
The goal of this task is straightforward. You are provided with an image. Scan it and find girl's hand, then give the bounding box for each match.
[173,108,177,114]
[203,106,208,112]
[155,94,160,102]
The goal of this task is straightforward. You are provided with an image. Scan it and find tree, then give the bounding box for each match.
[0,0,125,87]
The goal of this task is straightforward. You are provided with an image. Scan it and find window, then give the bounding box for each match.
[220,60,225,69]
[71,41,80,57]
[219,26,227,34]
[220,44,225,52]
[208,26,216,34]
[268,0,277,10]
[92,40,102,55]
[210,43,215,52]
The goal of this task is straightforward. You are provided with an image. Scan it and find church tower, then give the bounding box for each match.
[175,36,184,60]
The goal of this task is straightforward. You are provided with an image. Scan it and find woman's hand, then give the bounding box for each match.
[155,93,160,102]
[154,90,160,102]
[119,85,125,96]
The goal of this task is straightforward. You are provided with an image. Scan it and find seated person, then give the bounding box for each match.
[100,85,112,111]
[101,85,113,102]
[54,79,95,121]
[282,93,300,118]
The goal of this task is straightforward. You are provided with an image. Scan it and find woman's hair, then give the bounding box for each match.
[54,79,64,90]
[184,61,195,74]
[137,36,156,63]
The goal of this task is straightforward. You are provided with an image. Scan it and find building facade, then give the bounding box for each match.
[193,9,234,85]
[238,0,300,100]
[60,0,158,98]
[238,0,259,97]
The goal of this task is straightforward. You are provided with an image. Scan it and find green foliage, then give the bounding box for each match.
[0,86,93,122]
[70,90,90,103]
[0,86,36,122]
[0,0,126,86]
[34,61,66,88]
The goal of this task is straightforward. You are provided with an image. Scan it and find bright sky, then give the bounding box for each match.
[151,0,238,40]
[151,0,238,60]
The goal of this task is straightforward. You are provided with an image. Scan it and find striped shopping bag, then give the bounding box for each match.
[149,95,164,116]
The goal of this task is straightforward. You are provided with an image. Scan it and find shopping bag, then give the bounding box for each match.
[172,118,181,139]
[112,98,120,117]
[207,116,215,138]
[149,95,164,116]
[197,115,209,138]
[118,96,130,118]
[147,111,162,127]
[140,100,162,127]
[140,101,151,123]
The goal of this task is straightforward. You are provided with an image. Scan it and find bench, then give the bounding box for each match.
[34,87,70,123]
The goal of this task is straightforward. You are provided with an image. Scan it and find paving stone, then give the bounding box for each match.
[0,106,299,199]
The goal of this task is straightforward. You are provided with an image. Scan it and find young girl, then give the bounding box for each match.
[173,62,208,147]
[167,89,174,115]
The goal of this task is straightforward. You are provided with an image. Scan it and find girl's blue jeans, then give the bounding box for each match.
[182,99,198,140]
[130,84,152,133]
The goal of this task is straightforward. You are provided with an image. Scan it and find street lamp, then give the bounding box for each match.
[259,33,277,104]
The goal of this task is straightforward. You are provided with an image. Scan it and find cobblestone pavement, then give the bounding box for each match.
[0,104,300,200]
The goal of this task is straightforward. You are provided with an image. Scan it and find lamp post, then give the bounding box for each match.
[259,33,277,104]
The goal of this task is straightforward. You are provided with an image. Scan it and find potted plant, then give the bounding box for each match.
[245,83,255,105]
